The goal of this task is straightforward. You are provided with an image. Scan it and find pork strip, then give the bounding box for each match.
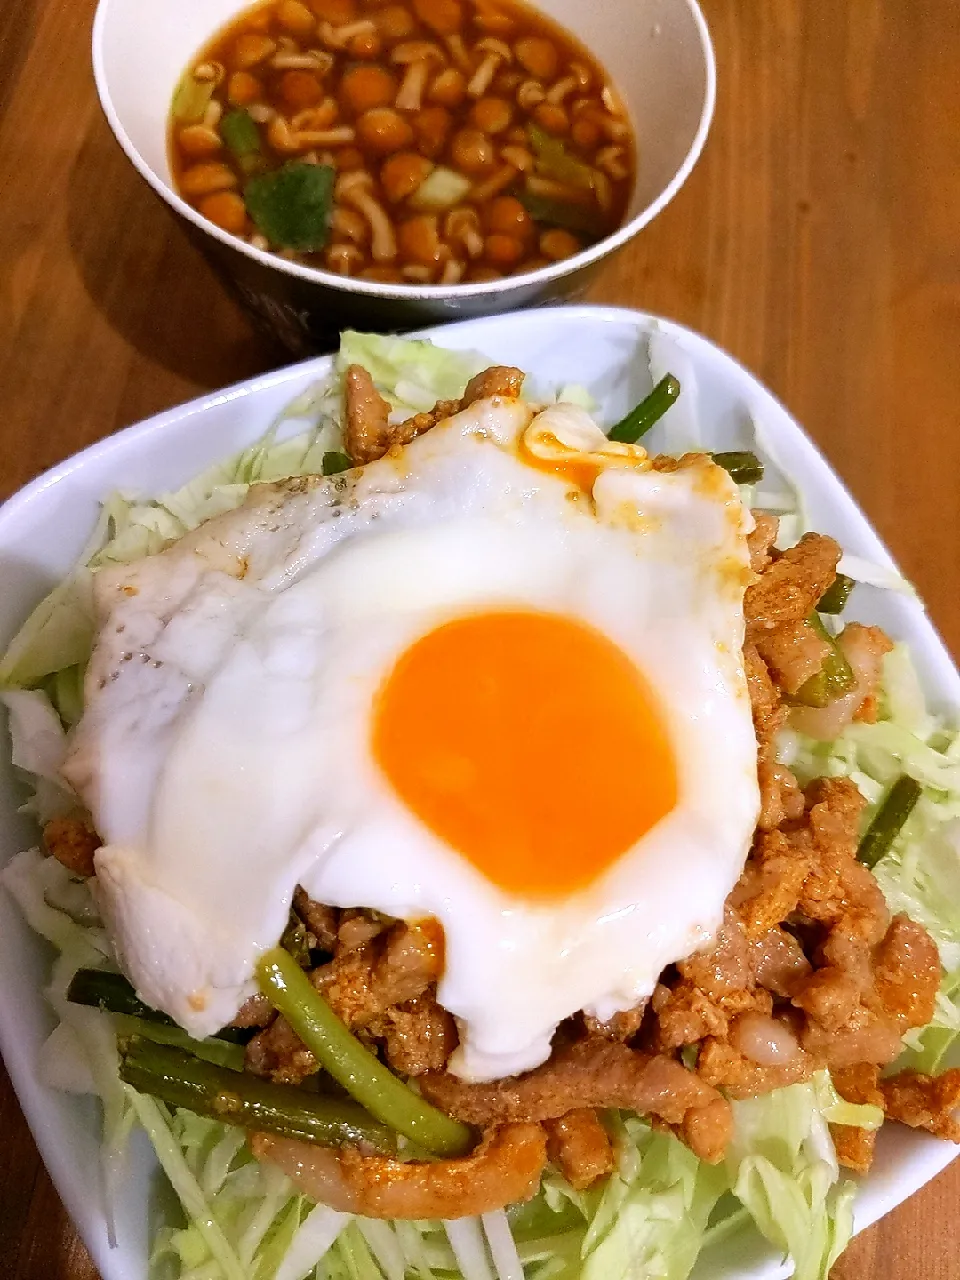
[754,618,832,696]
[746,512,779,574]
[460,365,525,405]
[545,1109,614,1190]
[251,1122,547,1219]
[881,1068,960,1142]
[871,914,940,1033]
[744,532,841,630]
[378,992,458,1076]
[420,1037,731,1163]
[344,365,391,464]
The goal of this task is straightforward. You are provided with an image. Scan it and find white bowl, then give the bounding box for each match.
[92,0,715,352]
[0,306,957,1278]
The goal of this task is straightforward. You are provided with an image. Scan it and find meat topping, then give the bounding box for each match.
[746,512,779,574]
[583,1006,646,1042]
[378,992,458,1077]
[460,365,525,405]
[420,1036,731,1164]
[872,913,940,1032]
[313,917,444,1031]
[732,828,814,939]
[343,364,525,467]
[748,926,812,997]
[697,1034,814,1099]
[252,1123,547,1219]
[344,364,391,464]
[245,1013,317,1085]
[237,461,949,1192]
[881,1068,960,1142]
[389,399,461,451]
[43,813,99,878]
[230,992,274,1029]
[754,617,832,696]
[791,967,862,1033]
[831,1063,883,1173]
[247,916,446,1084]
[292,887,338,951]
[544,1110,614,1190]
[744,532,842,630]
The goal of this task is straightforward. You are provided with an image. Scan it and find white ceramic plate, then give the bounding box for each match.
[0,306,957,1280]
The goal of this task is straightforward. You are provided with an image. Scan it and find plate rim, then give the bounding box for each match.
[0,303,957,1280]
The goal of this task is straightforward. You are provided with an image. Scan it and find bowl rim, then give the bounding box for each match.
[90,0,717,302]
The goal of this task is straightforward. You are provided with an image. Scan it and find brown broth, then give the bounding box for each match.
[169,0,636,284]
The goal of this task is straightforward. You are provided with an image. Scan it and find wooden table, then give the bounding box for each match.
[2,0,959,1275]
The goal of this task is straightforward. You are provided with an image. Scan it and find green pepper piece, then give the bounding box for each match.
[858,775,923,868]
[817,573,855,615]
[322,451,353,476]
[516,190,607,240]
[711,451,765,485]
[527,124,595,191]
[244,162,335,252]
[607,375,681,443]
[790,614,855,708]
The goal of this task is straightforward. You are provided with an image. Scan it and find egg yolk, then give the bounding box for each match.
[372,610,678,898]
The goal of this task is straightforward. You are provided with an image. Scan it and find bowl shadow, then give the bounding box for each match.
[65,111,285,390]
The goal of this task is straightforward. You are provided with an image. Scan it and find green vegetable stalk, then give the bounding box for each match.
[858,775,923,868]
[119,1036,395,1150]
[607,374,681,443]
[257,947,474,1157]
[171,73,215,125]
[68,968,180,1022]
[67,968,248,1044]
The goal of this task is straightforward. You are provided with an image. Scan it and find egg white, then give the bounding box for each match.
[63,398,759,1081]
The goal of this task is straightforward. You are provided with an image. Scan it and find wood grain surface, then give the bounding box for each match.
[2,0,959,1275]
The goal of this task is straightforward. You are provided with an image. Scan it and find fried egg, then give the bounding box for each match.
[63,396,760,1081]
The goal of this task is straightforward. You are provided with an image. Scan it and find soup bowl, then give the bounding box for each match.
[92,0,715,354]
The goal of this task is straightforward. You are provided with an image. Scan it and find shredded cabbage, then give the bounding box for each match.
[0,569,96,690]
[337,331,486,418]
[0,688,75,820]
[2,329,959,1280]
[579,1118,726,1280]
[726,1080,857,1280]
